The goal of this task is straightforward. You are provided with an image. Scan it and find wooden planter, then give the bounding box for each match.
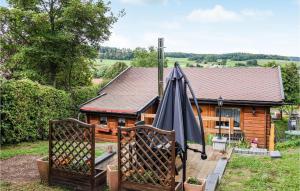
[184,178,206,191]
[107,165,118,191]
[36,156,49,183]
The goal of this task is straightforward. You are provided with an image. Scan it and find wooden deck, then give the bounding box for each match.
[95,143,232,180]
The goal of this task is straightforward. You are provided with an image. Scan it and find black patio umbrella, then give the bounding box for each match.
[153,62,207,183]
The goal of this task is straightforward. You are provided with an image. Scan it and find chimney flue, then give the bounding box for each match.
[158,38,164,99]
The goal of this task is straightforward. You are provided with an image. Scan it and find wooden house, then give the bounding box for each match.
[80,67,284,148]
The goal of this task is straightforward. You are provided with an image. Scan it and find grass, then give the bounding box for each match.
[95,58,131,66]
[218,147,300,191]
[93,58,300,69]
[0,141,104,160]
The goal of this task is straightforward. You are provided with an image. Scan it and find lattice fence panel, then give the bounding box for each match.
[49,119,94,175]
[118,125,176,188]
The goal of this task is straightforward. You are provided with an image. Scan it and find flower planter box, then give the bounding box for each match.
[184,178,206,191]
[36,156,49,183]
[107,165,118,191]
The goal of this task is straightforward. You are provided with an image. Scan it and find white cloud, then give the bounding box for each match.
[103,32,133,48]
[186,5,274,23]
[241,9,273,17]
[120,0,168,5]
[186,5,241,23]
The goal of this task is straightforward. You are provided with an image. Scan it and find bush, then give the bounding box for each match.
[1,79,71,144]
[276,138,300,150]
[70,85,99,115]
[103,62,128,79]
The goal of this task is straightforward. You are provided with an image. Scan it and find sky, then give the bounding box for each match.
[1,0,300,56]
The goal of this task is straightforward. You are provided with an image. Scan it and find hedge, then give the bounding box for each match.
[1,79,71,144]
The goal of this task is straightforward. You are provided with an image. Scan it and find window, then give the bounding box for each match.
[99,117,107,126]
[118,118,126,127]
[216,108,240,129]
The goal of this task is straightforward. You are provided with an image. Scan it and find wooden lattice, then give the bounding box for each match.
[49,118,95,176]
[118,125,177,191]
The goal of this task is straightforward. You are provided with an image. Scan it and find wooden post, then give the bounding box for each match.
[269,123,275,151]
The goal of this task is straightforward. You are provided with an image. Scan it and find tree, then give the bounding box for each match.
[0,0,121,89]
[246,59,258,66]
[264,62,299,116]
[131,47,168,67]
[103,62,128,79]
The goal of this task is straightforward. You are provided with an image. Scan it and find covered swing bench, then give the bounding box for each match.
[48,118,114,191]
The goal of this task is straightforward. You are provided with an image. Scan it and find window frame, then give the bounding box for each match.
[99,116,108,127]
[215,107,241,130]
[118,118,126,127]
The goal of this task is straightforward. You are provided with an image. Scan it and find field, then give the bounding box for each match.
[218,146,300,191]
[94,58,300,69]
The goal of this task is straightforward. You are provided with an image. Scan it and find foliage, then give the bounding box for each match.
[0,0,120,89]
[235,62,246,67]
[205,134,214,145]
[274,118,288,141]
[218,147,300,191]
[276,138,300,150]
[245,59,258,66]
[281,63,299,105]
[189,53,289,63]
[100,46,133,60]
[233,138,250,149]
[69,85,99,116]
[264,62,299,115]
[131,47,168,67]
[0,79,71,144]
[187,177,202,185]
[103,62,128,79]
[93,64,110,78]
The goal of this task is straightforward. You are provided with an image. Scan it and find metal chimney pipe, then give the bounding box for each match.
[158,38,164,99]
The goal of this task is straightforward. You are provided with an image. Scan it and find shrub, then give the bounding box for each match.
[103,62,128,79]
[1,79,71,144]
[276,138,300,150]
[69,85,99,116]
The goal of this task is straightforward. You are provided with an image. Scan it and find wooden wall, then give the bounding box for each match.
[87,114,136,142]
[191,104,270,148]
[86,103,271,148]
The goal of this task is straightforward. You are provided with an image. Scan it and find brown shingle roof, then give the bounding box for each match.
[80,67,284,114]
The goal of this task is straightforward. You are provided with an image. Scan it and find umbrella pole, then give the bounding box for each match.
[182,81,188,188]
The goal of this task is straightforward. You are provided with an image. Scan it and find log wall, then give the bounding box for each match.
[86,103,271,148]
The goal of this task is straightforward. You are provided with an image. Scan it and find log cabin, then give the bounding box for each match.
[80,66,284,148]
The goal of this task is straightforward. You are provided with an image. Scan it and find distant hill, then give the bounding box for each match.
[99,46,299,62]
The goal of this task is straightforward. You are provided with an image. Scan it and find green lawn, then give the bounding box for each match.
[0,141,104,160]
[95,58,131,66]
[218,147,300,191]
[93,58,300,69]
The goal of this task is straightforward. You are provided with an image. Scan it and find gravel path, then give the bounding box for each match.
[0,155,41,184]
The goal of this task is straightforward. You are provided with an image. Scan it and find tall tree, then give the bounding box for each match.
[0,0,122,89]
